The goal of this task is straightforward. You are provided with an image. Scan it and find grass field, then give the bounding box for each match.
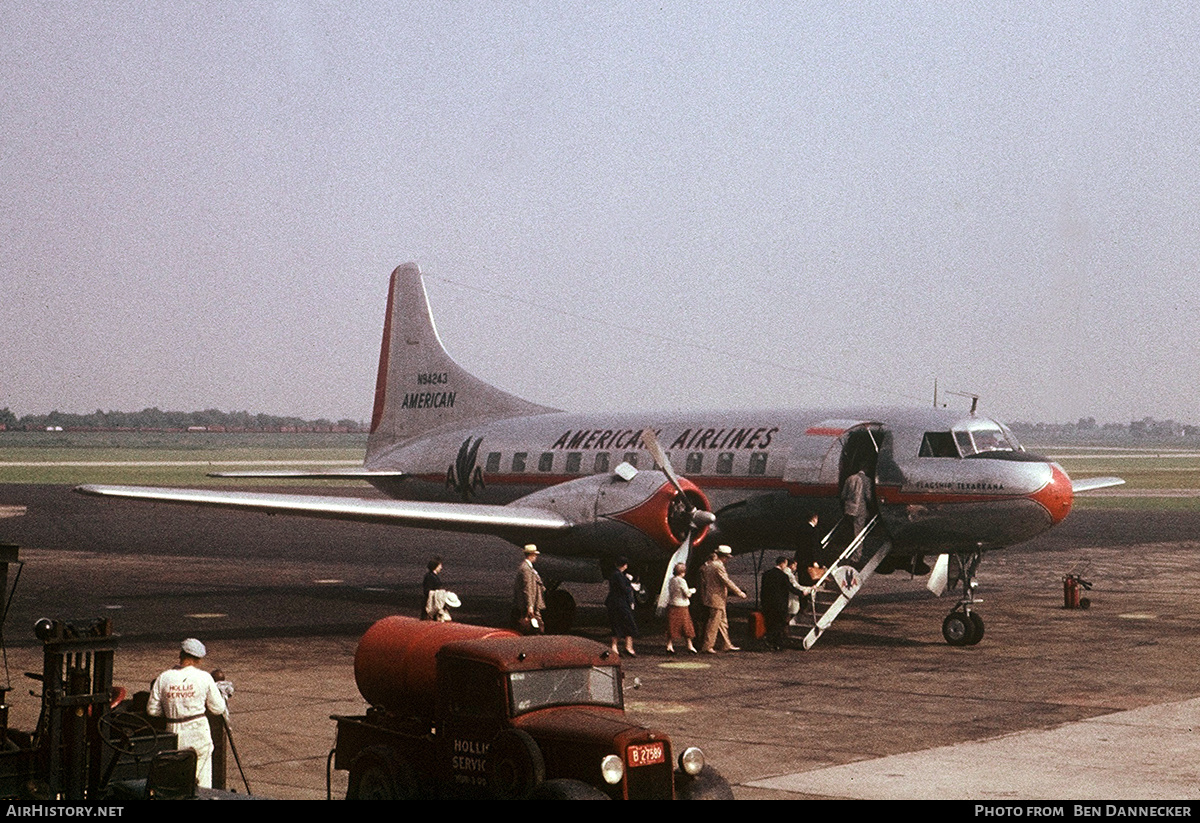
[2,431,1197,509]
[0,431,367,486]
[1029,441,1200,511]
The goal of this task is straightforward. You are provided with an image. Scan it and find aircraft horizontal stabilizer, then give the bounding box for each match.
[75,484,570,536]
[1070,476,1125,493]
[206,468,406,479]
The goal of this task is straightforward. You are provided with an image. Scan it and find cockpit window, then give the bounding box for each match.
[919,432,959,457]
[953,421,1022,457]
[920,422,1023,458]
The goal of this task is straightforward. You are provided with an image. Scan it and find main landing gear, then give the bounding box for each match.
[543,587,576,634]
[942,549,985,646]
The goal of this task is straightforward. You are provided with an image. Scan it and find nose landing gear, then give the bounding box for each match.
[942,607,984,646]
[942,550,985,646]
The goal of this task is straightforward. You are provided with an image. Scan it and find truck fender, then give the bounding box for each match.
[487,729,545,800]
[530,778,610,800]
[675,764,734,800]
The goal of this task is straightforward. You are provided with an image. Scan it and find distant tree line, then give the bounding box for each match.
[1010,416,1200,439]
[0,407,366,433]
[2,406,1196,439]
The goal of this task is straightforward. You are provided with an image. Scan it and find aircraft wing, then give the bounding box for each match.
[1071,476,1125,493]
[74,484,571,537]
[205,468,405,479]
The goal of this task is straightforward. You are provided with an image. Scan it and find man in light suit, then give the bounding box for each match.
[699,545,746,653]
[842,469,874,562]
[512,544,546,633]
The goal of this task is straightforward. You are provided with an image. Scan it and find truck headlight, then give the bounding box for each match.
[678,746,705,776]
[600,754,624,784]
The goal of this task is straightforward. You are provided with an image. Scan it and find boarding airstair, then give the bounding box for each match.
[794,516,891,650]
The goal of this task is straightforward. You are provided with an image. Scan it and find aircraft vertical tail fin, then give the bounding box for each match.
[366,263,559,461]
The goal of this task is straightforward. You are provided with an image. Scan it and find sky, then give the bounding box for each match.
[3,2,1199,425]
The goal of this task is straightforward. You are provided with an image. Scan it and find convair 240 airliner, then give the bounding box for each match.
[78,263,1122,647]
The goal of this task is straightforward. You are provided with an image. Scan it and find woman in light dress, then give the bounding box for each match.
[665,563,698,654]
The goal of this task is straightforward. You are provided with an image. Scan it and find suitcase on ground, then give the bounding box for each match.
[747,610,766,639]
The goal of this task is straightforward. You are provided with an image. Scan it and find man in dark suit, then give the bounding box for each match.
[761,555,805,650]
[794,512,821,569]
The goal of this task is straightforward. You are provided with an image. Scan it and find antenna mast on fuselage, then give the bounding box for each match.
[945,390,980,415]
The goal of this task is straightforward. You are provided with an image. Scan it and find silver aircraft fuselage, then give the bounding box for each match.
[364,405,1072,558]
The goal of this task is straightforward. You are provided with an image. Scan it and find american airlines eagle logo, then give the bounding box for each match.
[447,437,485,501]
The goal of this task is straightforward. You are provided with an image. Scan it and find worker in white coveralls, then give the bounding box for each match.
[147,638,228,789]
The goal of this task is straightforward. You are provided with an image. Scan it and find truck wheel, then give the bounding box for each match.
[487,729,545,800]
[676,765,734,800]
[347,745,417,800]
[529,778,610,800]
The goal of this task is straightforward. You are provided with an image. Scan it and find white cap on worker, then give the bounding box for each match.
[523,544,540,555]
[181,638,207,658]
[717,545,733,555]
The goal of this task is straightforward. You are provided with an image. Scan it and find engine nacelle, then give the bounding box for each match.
[510,469,711,563]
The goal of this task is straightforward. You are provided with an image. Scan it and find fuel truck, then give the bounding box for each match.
[330,617,732,800]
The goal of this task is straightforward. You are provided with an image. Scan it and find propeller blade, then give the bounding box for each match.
[654,511,716,617]
[643,428,716,617]
[641,428,688,499]
[656,532,694,617]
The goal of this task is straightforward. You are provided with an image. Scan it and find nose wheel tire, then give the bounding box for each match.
[967,611,985,645]
[942,610,984,646]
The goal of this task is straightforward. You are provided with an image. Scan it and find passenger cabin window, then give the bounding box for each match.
[624,452,638,468]
[512,452,527,472]
[565,452,582,473]
[593,453,610,473]
[685,452,703,473]
[919,432,959,458]
[486,452,502,473]
[716,452,734,474]
[538,452,554,472]
[748,452,768,475]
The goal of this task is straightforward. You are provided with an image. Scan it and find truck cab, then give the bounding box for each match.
[332,617,730,800]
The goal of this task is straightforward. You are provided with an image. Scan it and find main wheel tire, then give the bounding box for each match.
[529,778,610,800]
[487,729,545,800]
[942,611,972,646]
[346,745,418,800]
[543,589,576,634]
[966,612,985,645]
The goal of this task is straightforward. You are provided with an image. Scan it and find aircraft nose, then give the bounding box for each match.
[1029,462,1073,524]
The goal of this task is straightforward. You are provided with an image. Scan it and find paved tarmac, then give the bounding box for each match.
[0,484,1197,801]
